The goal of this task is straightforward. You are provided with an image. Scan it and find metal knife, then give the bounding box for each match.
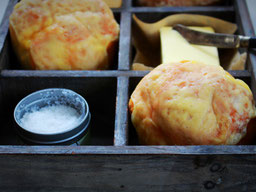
[173,24,256,48]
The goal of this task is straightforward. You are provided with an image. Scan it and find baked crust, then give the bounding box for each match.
[9,0,119,70]
[129,61,256,145]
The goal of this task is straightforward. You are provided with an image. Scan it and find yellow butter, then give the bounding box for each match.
[224,72,251,92]
[102,0,122,8]
[160,26,220,66]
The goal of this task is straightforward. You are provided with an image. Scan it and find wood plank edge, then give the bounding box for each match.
[0,70,250,78]
[130,6,234,13]
[1,145,256,155]
[114,77,129,146]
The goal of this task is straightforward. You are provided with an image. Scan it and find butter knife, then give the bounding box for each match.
[173,24,256,48]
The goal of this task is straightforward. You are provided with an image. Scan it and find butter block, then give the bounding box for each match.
[160,26,220,66]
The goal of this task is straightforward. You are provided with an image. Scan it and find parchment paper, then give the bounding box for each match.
[103,0,122,8]
[132,14,247,70]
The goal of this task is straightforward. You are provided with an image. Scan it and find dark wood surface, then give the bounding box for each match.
[0,148,256,191]
[0,0,256,191]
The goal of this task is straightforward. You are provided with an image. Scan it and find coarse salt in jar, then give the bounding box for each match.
[14,88,91,145]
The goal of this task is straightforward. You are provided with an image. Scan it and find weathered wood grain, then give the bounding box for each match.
[248,52,256,100]
[0,0,17,52]
[114,77,129,146]
[133,0,233,7]
[118,12,132,70]
[131,6,234,14]
[0,152,256,192]
[1,145,256,155]
[235,0,256,101]
[0,69,251,78]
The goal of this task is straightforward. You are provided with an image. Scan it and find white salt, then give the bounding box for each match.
[20,105,81,134]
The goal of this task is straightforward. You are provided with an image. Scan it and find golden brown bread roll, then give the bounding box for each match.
[129,61,256,145]
[137,0,223,6]
[9,0,119,70]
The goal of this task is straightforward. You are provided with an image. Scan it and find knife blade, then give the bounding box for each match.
[173,24,256,48]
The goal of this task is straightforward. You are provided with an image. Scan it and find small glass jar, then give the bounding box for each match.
[14,88,91,145]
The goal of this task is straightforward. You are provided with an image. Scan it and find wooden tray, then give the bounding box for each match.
[0,0,256,191]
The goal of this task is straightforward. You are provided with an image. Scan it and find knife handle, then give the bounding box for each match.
[249,37,256,48]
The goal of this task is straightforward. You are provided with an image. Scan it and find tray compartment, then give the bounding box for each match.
[0,76,117,145]
[128,72,252,145]
[130,8,251,71]
[0,5,121,70]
